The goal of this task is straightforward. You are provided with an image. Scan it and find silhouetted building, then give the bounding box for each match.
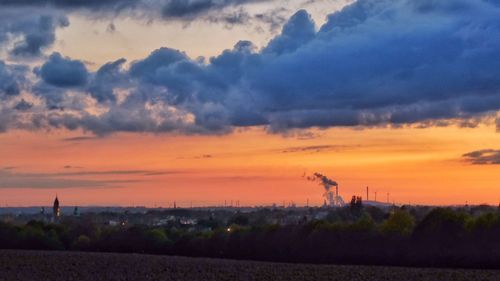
[53,196,61,221]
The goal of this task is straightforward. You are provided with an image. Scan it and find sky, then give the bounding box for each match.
[0,0,498,207]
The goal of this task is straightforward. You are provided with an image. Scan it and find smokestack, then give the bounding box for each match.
[366,186,369,201]
[307,172,341,207]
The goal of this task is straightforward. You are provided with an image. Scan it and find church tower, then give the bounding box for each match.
[53,196,61,221]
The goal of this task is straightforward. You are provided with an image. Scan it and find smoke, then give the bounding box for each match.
[307,172,337,191]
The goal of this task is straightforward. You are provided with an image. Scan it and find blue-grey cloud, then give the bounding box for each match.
[2,0,500,135]
[263,9,315,55]
[161,0,265,19]
[10,15,69,57]
[0,9,69,58]
[116,0,500,133]
[0,61,27,98]
[0,0,269,23]
[0,0,136,10]
[206,8,252,27]
[39,52,88,87]
[462,149,500,165]
[88,58,127,103]
[14,99,33,111]
[0,1,278,55]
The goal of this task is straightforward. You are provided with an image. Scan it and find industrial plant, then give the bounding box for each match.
[307,173,396,208]
[308,173,345,207]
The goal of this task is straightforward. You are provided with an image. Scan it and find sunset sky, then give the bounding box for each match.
[0,0,498,207]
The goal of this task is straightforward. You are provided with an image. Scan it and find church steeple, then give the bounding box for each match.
[53,195,60,220]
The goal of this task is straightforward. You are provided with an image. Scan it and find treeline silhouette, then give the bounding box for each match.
[1,207,500,268]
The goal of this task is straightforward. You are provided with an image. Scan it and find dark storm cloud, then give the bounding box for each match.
[0,0,136,10]
[0,0,269,22]
[88,58,128,103]
[462,149,500,165]
[0,9,69,58]
[263,9,315,55]
[102,0,499,134]
[0,61,27,98]
[161,0,265,19]
[10,15,69,57]
[2,0,500,135]
[39,53,89,87]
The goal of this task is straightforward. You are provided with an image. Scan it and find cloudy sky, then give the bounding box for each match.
[0,0,498,207]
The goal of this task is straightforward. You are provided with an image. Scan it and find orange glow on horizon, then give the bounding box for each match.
[0,124,498,207]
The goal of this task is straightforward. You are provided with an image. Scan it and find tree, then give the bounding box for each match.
[381,210,415,236]
[72,235,91,251]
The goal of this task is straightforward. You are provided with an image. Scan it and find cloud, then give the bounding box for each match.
[0,0,271,25]
[13,99,33,111]
[48,170,177,176]
[254,7,288,32]
[195,154,213,159]
[63,165,82,169]
[106,22,117,33]
[61,136,98,142]
[10,15,69,57]
[0,169,134,189]
[0,0,137,11]
[263,9,315,55]
[0,168,179,189]
[0,9,69,58]
[281,145,345,153]
[126,1,500,133]
[161,0,265,20]
[462,149,500,165]
[205,8,252,27]
[0,61,27,98]
[88,58,128,103]
[1,0,500,135]
[39,52,89,87]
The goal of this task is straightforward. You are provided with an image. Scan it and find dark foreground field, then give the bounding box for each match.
[1,250,499,281]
